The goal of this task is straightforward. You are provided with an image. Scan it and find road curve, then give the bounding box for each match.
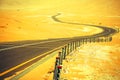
[52,13,117,38]
[0,14,117,79]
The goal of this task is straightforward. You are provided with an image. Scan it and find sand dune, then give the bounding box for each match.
[0,10,103,42]
[0,0,120,42]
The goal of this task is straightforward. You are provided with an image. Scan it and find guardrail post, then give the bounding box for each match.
[73,42,75,51]
[101,38,103,42]
[85,38,87,43]
[56,65,62,80]
[109,37,112,42]
[76,41,78,48]
[109,37,112,41]
[104,37,107,42]
[76,41,79,48]
[86,38,88,43]
[62,46,67,59]
[78,40,80,47]
[70,42,72,52]
[86,38,87,43]
[103,37,105,42]
[62,48,64,60]
[74,41,75,50]
[74,41,76,50]
[67,43,70,55]
[76,41,77,48]
[59,52,62,65]
[80,40,82,45]
[65,46,67,58]
[72,42,74,51]
[53,57,60,80]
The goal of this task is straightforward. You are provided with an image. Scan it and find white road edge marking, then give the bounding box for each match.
[0,39,68,52]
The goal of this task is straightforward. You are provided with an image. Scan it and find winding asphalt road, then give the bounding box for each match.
[0,14,117,79]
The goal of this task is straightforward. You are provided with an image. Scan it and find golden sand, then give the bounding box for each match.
[1,0,120,80]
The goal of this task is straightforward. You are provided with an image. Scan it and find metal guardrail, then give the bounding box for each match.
[53,36,113,80]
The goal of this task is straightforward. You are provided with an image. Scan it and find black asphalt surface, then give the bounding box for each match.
[0,14,117,79]
[0,39,72,72]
